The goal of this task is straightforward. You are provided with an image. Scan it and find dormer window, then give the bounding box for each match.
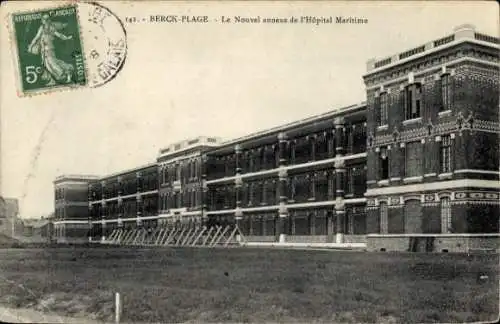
[404,83,422,120]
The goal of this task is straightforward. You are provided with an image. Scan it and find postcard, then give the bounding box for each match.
[0,1,498,323]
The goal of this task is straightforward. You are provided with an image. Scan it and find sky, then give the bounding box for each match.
[0,1,498,218]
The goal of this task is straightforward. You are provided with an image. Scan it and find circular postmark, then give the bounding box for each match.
[77,2,127,88]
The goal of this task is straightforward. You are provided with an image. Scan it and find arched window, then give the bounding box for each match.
[440,197,452,233]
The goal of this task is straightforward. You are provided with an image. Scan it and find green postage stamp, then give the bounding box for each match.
[11,5,87,95]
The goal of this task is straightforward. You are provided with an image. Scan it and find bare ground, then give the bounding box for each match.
[0,246,498,323]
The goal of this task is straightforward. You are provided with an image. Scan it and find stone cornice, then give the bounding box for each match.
[365,179,500,197]
[369,118,499,148]
[365,56,499,91]
[365,30,498,82]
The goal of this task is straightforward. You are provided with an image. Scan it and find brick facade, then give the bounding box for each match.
[55,25,499,247]
[364,25,499,250]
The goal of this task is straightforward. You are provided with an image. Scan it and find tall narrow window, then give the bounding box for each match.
[378,92,388,126]
[309,174,316,199]
[261,181,267,205]
[379,202,388,234]
[260,149,266,171]
[248,183,254,205]
[316,132,329,160]
[274,145,280,168]
[346,168,354,194]
[405,87,412,119]
[191,190,196,208]
[440,74,451,112]
[440,197,452,233]
[289,141,296,164]
[195,160,200,179]
[405,84,422,120]
[248,152,254,173]
[290,177,296,201]
[405,141,422,177]
[345,126,353,154]
[177,192,182,208]
[328,171,335,199]
[347,208,354,235]
[440,135,452,173]
[175,164,181,182]
[379,148,389,180]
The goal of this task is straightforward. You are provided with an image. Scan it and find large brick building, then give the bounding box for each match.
[53,25,499,251]
[364,24,499,251]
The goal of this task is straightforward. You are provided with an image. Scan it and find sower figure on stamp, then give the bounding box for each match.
[28,14,74,85]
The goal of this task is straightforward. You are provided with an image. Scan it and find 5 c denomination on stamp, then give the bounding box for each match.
[9,2,127,96]
[12,5,87,95]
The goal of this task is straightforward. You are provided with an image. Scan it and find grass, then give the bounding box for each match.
[0,246,498,323]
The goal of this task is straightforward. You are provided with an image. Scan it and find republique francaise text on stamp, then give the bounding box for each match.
[11,5,87,94]
[10,2,127,96]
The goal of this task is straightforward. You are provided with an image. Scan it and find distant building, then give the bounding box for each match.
[22,218,53,239]
[0,197,19,235]
[0,197,19,219]
[53,175,99,243]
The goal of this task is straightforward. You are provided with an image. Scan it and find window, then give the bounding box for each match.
[346,168,354,195]
[328,132,335,158]
[404,199,422,234]
[379,202,388,234]
[377,92,389,126]
[290,178,297,201]
[379,148,389,180]
[352,125,367,154]
[176,192,181,208]
[405,141,422,177]
[261,181,267,204]
[440,74,451,112]
[328,171,335,199]
[274,145,280,168]
[404,84,422,120]
[315,132,329,160]
[248,183,254,205]
[440,135,452,173]
[194,160,200,179]
[345,126,353,154]
[289,141,296,164]
[315,172,328,201]
[440,197,452,233]
[248,153,254,172]
[176,164,181,181]
[309,174,316,199]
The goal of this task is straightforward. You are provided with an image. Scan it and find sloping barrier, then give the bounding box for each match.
[101,224,245,248]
